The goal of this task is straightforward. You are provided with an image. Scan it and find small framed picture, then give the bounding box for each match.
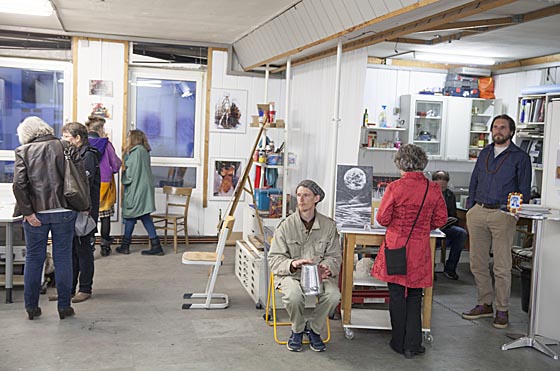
[210,158,245,201]
[210,88,248,134]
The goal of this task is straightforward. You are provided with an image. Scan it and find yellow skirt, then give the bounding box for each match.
[99,177,117,212]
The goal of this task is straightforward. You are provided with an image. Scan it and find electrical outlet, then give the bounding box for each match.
[393,107,400,115]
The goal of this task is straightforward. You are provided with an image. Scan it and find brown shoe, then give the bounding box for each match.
[71,292,91,303]
[493,310,509,329]
[462,304,493,320]
[48,294,58,301]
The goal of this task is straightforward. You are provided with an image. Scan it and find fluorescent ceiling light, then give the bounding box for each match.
[414,52,496,66]
[0,0,54,16]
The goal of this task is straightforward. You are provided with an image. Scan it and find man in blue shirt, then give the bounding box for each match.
[462,114,531,329]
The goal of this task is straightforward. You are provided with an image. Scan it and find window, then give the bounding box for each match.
[128,68,204,187]
[0,57,71,182]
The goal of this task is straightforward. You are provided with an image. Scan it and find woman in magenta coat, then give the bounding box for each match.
[371,144,447,359]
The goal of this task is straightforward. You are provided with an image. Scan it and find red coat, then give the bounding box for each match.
[372,172,447,288]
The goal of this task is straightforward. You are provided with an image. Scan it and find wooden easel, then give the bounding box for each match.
[217,116,268,238]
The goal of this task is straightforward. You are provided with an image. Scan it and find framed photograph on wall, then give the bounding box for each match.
[89,79,114,97]
[210,88,248,133]
[210,158,245,201]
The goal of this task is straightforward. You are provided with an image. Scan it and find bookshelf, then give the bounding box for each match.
[515,93,555,204]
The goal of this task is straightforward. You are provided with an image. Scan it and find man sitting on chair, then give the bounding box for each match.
[268,180,341,352]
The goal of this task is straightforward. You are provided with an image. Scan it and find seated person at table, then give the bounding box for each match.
[433,170,468,280]
[268,180,341,353]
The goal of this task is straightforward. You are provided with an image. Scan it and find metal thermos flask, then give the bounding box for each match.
[301,264,322,296]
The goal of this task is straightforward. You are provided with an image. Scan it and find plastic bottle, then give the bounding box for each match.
[379,105,387,128]
[362,109,368,127]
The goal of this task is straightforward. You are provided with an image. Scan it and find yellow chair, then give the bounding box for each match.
[152,186,192,253]
[181,216,234,309]
[264,272,331,345]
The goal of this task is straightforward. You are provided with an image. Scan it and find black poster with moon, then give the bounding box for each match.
[335,165,373,228]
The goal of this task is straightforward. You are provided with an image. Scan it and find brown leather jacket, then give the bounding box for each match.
[13,135,84,217]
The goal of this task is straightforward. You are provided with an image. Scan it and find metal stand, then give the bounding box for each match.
[5,222,14,304]
[502,219,559,360]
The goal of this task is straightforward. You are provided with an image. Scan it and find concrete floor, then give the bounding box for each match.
[1,243,558,371]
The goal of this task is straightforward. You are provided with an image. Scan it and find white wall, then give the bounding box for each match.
[289,48,368,216]
[205,50,286,235]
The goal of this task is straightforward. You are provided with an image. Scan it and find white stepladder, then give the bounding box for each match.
[181,216,235,309]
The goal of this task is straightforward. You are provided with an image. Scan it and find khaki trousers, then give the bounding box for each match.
[466,204,517,311]
[278,276,341,334]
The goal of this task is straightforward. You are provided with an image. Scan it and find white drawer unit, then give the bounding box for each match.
[235,239,316,310]
[235,239,285,309]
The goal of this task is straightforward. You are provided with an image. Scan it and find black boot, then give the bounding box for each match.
[116,237,131,254]
[142,237,164,256]
[100,238,112,256]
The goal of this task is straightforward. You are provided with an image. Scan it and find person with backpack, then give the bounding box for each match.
[85,116,122,256]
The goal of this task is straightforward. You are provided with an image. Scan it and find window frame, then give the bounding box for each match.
[128,67,204,169]
[0,57,73,162]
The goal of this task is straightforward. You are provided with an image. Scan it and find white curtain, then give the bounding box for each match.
[288,47,368,216]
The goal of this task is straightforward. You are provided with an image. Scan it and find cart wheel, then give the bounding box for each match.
[262,311,272,321]
[423,332,434,343]
[255,303,263,310]
[344,328,355,340]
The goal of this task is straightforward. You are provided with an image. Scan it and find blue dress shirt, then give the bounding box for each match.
[467,142,532,209]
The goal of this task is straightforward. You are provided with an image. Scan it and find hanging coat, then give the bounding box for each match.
[372,172,447,288]
[121,145,155,219]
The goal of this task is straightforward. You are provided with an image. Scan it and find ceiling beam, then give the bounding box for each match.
[271,0,516,73]
[388,3,560,47]
[420,17,513,32]
[493,53,560,70]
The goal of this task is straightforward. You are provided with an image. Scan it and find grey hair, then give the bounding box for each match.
[17,116,54,145]
[394,143,428,172]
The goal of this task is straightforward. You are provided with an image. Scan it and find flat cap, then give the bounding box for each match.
[297,179,325,203]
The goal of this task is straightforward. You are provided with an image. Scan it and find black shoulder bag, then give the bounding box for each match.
[59,140,91,211]
[385,179,429,275]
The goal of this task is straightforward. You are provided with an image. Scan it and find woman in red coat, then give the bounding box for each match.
[371,144,447,358]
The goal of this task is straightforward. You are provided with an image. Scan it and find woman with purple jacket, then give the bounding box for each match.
[85,116,122,256]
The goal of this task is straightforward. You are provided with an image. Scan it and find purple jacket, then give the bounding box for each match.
[88,133,122,182]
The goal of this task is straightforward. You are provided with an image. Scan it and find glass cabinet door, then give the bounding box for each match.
[413,100,443,156]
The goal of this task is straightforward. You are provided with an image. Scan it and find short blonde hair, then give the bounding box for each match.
[17,116,54,145]
[394,144,428,172]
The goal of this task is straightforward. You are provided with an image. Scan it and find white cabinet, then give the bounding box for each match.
[401,95,446,159]
[401,95,501,161]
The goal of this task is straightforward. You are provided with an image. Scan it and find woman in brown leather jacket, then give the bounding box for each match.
[13,116,86,320]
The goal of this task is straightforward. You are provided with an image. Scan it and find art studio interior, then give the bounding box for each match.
[1,0,560,370]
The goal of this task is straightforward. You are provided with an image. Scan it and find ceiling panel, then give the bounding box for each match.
[0,0,558,72]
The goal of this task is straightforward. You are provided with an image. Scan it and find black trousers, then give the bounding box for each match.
[72,233,95,294]
[387,282,423,352]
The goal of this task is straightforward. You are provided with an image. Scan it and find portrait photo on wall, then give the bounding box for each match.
[335,165,373,228]
[210,88,248,133]
[210,158,245,201]
[90,102,112,119]
[89,79,114,97]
